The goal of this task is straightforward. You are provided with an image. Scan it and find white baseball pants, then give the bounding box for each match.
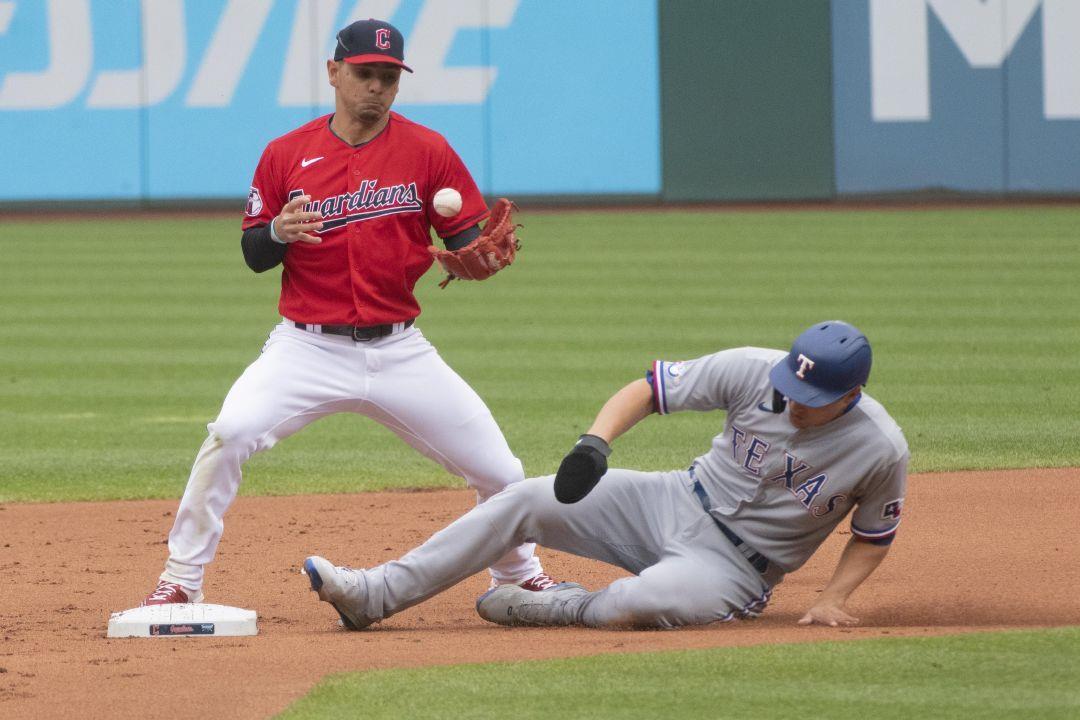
[161,321,541,592]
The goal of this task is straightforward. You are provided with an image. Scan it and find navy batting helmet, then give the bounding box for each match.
[769,320,872,408]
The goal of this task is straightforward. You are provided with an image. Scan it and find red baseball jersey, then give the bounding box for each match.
[242,112,489,325]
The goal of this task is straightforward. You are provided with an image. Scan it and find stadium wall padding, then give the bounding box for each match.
[659,0,836,201]
[0,0,660,201]
[0,1,1077,203]
[831,0,1080,194]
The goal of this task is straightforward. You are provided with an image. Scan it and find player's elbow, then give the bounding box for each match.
[242,249,276,273]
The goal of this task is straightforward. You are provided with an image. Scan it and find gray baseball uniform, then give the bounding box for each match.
[313,346,908,628]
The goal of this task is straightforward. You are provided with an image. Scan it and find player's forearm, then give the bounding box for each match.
[586,379,655,445]
[818,538,890,604]
[241,225,287,272]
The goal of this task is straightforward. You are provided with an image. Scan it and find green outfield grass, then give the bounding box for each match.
[0,206,1078,502]
[277,627,1080,720]
[2,207,1078,717]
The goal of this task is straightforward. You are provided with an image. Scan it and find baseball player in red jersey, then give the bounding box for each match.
[141,19,553,606]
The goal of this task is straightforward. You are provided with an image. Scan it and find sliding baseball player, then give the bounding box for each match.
[304,320,908,629]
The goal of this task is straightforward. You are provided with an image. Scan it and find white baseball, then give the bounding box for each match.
[433,188,463,218]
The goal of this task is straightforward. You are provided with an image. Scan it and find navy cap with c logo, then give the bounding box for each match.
[334,19,413,73]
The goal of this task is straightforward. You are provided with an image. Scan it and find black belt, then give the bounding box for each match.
[691,478,770,574]
[293,319,413,342]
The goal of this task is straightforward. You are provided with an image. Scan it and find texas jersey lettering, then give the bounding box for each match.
[652,347,909,572]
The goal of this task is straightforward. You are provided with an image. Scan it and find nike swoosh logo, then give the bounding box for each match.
[301,156,325,168]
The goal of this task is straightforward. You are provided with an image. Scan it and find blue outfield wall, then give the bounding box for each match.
[1,1,1078,203]
[832,0,1080,194]
[0,0,660,201]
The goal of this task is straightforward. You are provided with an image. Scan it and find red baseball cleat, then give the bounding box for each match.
[517,572,559,592]
[488,572,562,593]
[141,580,204,606]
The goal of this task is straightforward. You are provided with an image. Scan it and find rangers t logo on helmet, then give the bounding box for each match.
[795,353,815,379]
[769,321,872,408]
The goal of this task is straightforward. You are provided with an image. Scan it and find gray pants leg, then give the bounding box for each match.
[358,469,773,628]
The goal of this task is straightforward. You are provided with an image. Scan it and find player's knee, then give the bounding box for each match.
[501,475,552,504]
[467,454,525,498]
[481,476,554,534]
[504,475,566,531]
[206,418,263,453]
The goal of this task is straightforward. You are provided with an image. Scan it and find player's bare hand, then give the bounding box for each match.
[798,600,859,628]
[273,195,323,244]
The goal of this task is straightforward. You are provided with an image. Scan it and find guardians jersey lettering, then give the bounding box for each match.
[241,112,489,325]
[286,181,422,233]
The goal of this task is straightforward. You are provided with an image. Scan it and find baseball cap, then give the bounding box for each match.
[768,320,872,408]
[334,19,413,73]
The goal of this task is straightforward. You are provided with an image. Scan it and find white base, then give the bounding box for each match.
[107,603,258,638]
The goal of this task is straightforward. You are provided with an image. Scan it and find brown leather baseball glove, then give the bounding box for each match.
[429,198,520,288]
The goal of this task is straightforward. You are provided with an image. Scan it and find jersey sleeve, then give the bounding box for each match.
[242,143,285,231]
[849,452,908,545]
[648,348,762,415]
[426,141,489,239]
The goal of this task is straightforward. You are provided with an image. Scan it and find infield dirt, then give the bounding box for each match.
[1,468,1077,719]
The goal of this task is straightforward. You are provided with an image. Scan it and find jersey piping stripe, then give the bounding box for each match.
[318,203,423,232]
[653,360,669,414]
[850,520,900,539]
[719,587,772,622]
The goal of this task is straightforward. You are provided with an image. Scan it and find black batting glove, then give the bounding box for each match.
[553,434,611,504]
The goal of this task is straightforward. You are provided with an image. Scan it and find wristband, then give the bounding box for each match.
[269,216,286,244]
[575,433,612,457]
